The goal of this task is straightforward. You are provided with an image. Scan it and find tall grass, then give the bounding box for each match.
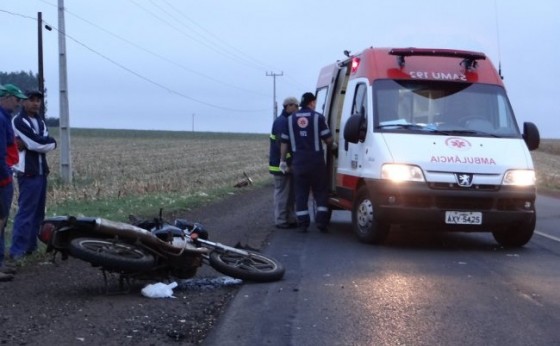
[17,128,270,220]
[532,139,560,191]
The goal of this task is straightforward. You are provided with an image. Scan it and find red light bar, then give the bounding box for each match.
[389,48,486,60]
[351,57,361,73]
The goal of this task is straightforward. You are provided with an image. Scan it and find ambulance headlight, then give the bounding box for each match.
[381,164,425,183]
[503,170,535,186]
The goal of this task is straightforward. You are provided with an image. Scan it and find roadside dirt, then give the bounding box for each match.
[0,184,276,345]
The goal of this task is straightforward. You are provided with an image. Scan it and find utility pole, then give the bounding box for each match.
[58,0,72,184]
[38,12,52,119]
[37,12,44,118]
[266,71,283,120]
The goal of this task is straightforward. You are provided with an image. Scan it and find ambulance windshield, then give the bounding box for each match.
[373,80,521,137]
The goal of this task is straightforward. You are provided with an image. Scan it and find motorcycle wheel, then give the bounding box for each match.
[209,250,285,282]
[69,238,155,273]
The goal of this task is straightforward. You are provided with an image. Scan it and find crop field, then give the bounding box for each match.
[9,130,559,221]
[42,128,270,218]
[532,138,560,191]
[44,131,559,202]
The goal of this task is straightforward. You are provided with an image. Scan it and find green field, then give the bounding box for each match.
[33,128,270,221]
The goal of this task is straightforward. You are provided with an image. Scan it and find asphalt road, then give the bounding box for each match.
[205,194,560,346]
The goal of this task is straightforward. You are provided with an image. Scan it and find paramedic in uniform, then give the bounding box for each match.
[280,92,334,233]
[269,96,299,229]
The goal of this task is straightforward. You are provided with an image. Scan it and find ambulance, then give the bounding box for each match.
[316,47,540,247]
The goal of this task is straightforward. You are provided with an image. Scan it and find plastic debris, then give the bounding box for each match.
[141,282,178,298]
[179,276,243,290]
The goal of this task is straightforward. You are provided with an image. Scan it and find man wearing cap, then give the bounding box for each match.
[10,89,56,261]
[269,97,299,229]
[0,84,27,280]
[280,92,334,233]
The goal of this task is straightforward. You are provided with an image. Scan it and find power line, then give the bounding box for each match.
[36,1,310,91]
[0,6,268,113]
[49,2,269,97]
[0,8,35,20]
[158,0,276,72]
[128,0,263,73]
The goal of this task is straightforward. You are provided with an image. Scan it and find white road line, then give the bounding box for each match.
[535,230,560,242]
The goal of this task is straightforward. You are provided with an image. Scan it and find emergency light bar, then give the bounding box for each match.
[389,48,486,70]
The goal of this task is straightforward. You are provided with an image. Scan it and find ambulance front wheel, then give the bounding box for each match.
[352,186,390,244]
[491,213,536,248]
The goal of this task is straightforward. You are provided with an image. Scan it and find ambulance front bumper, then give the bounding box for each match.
[365,179,536,230]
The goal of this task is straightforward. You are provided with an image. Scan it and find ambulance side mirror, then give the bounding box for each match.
[522,122,540,151]
[343,114,365,150]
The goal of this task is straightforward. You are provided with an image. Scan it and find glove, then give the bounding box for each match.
[279,161,288,174]
[331,142,338,151]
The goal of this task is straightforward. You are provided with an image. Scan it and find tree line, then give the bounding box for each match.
[1,70,58,126]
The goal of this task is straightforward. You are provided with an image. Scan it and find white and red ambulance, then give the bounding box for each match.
[316,47,540,247]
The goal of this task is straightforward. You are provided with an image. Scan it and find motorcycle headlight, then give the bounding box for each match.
[381,164,425,183]
[502,169,535,186]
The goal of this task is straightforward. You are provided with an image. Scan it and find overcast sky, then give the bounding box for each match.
[1,0,559,137]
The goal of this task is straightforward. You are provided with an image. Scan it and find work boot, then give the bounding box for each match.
[0,265,16,274]
[5,257,22,269]
[0,272,14,282]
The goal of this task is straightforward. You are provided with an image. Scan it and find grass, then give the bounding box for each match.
[532,139,560,192]
[536,138,560,156]
[43,128,270,219]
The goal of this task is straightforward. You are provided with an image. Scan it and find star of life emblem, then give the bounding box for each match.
[455,173,474,187]
[297,117,309,128]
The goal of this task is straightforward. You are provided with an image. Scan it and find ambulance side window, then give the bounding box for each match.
[316,87,328,115]
[352,83,368,140]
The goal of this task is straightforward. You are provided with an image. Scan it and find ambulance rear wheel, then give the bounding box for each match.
[352,186,389,244]
[492,213,536,248]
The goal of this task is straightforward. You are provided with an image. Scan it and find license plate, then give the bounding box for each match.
[445,211,482,225]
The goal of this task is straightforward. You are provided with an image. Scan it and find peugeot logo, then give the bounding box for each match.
[455,173,474,187]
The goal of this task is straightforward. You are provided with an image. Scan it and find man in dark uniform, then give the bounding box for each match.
[269,96,299,229]
[280,92,334,233]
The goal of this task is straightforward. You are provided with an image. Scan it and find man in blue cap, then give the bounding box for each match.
[269,96,299,229]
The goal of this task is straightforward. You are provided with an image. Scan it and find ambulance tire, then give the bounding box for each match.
[491,213,536,248]
[352,186,390,244]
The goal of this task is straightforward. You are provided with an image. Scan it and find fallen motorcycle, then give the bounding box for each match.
[38,212,285,289]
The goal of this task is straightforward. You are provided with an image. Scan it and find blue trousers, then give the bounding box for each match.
[293,163,329,229]
[0,182,14,264]
[10,175,47,259]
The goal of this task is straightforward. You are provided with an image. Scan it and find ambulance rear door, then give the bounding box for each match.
[316,61,351,192]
